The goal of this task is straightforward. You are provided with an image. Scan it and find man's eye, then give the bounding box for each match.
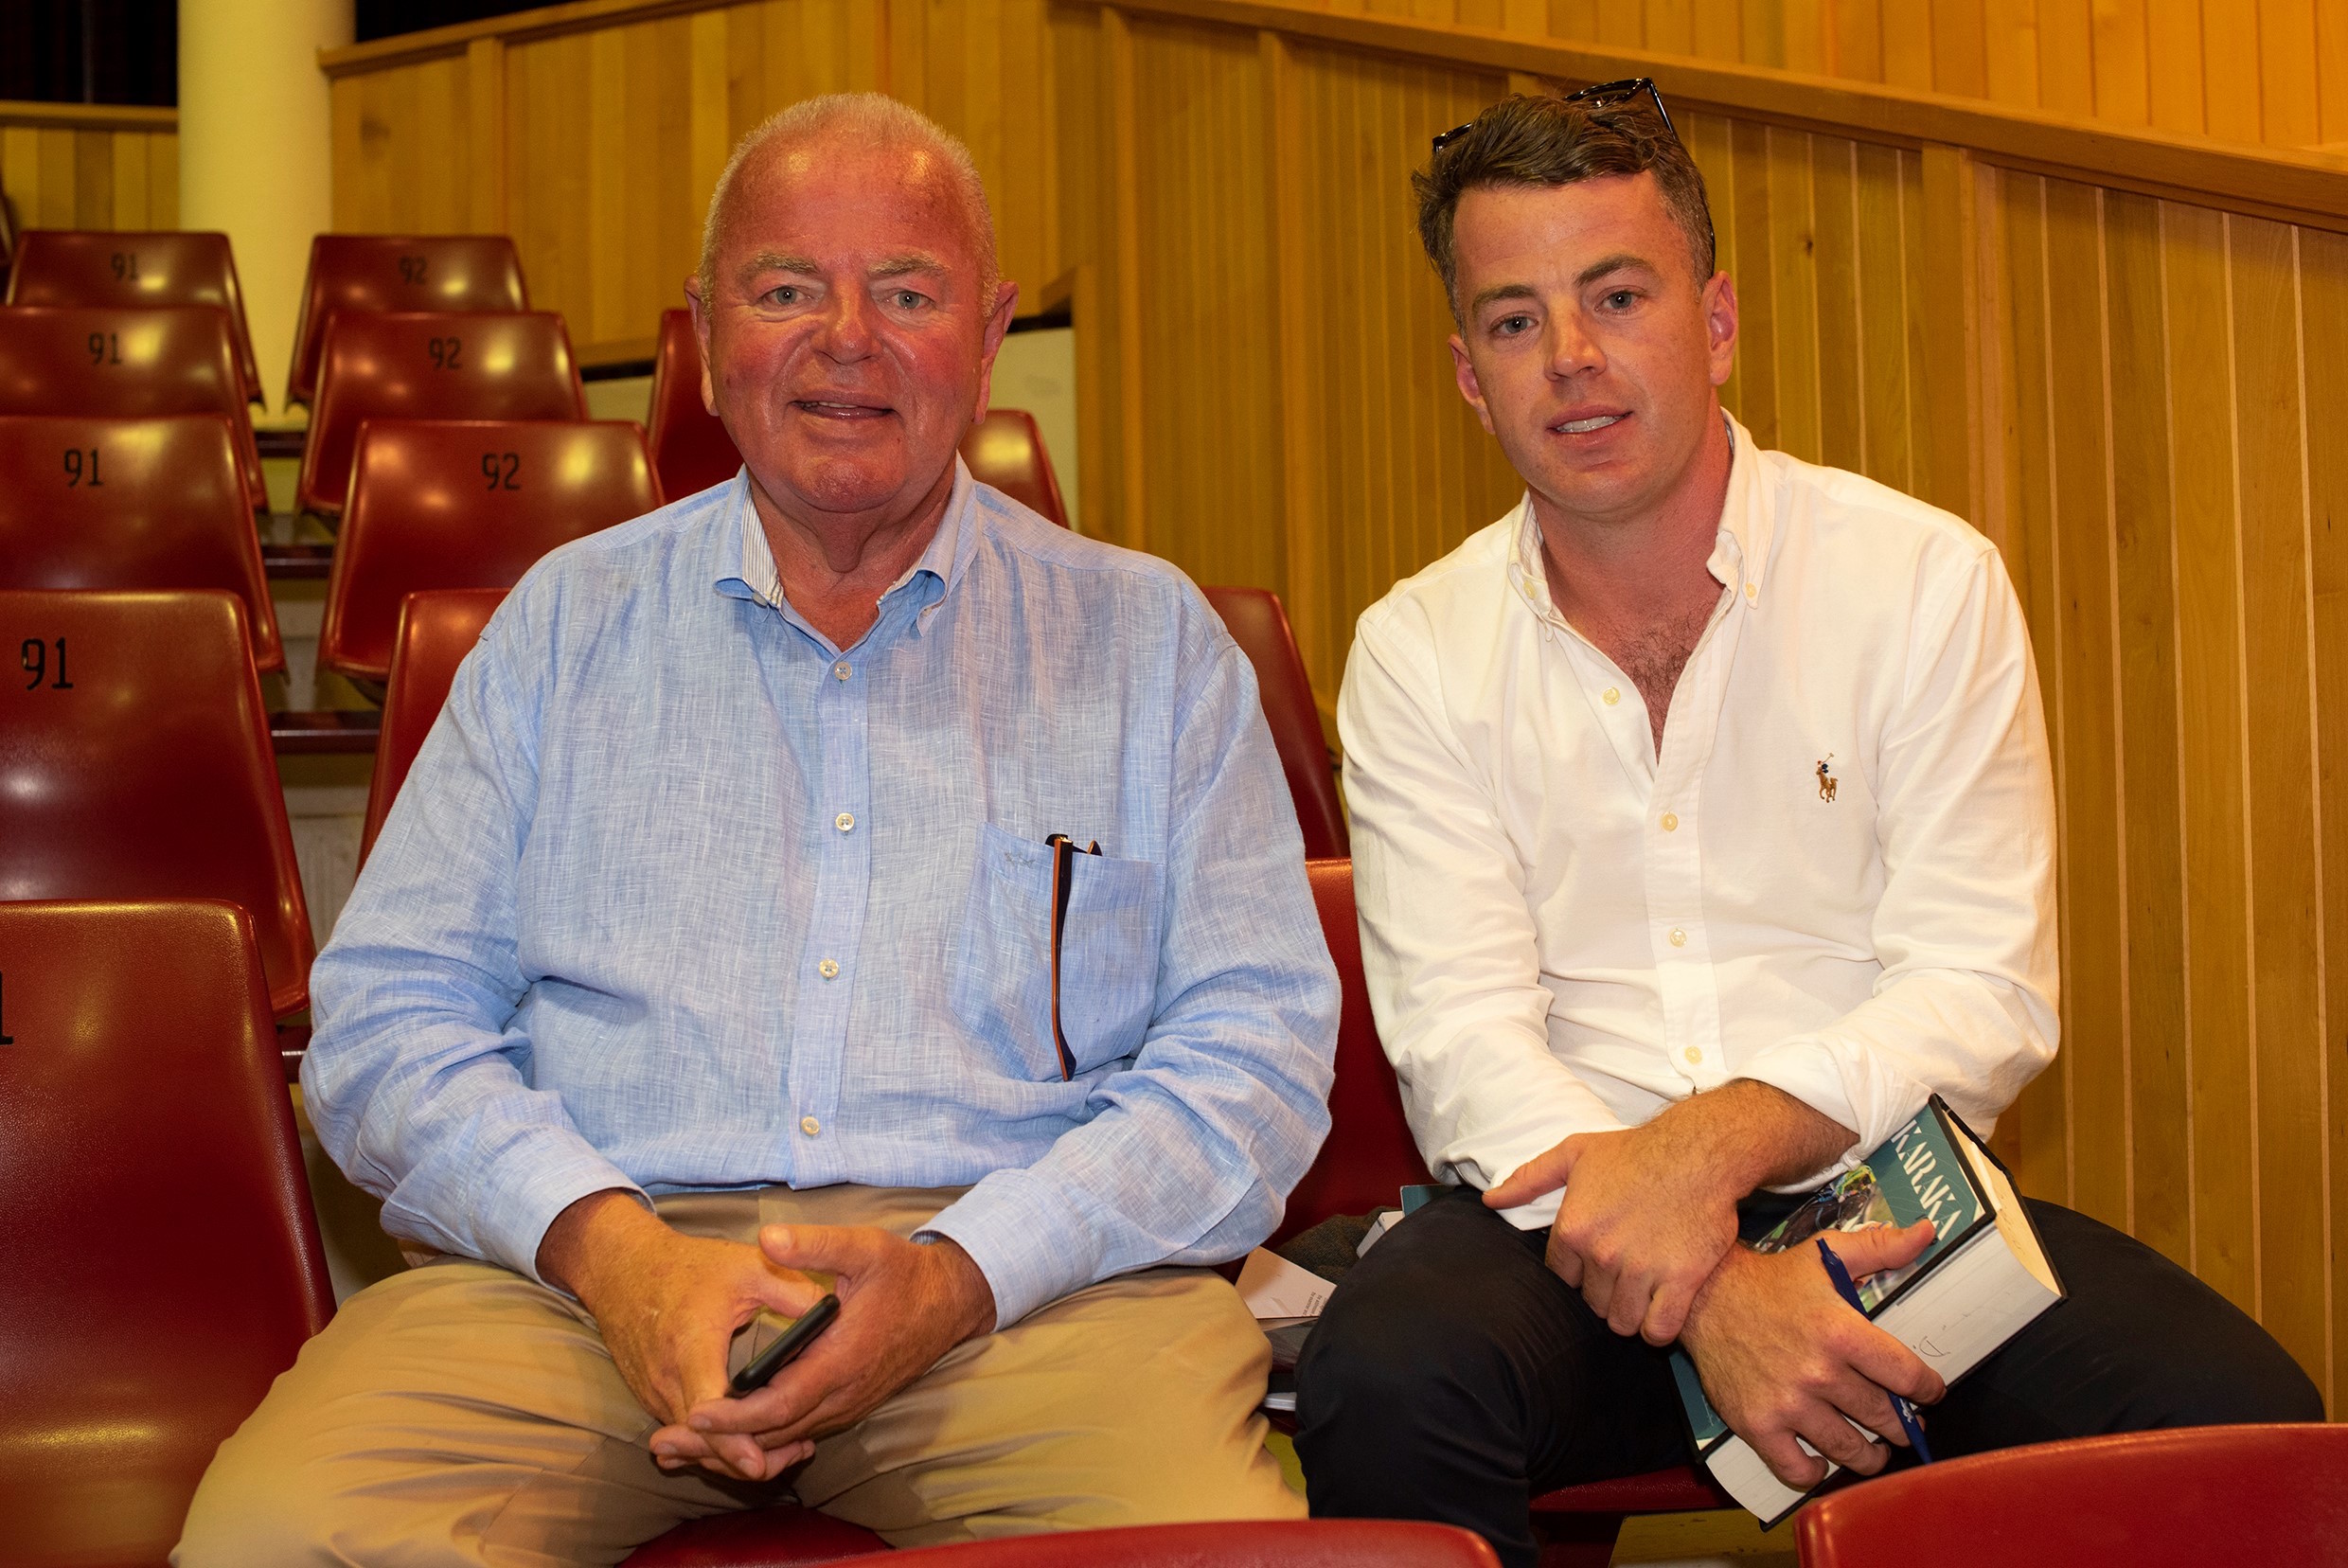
[1603,290,1637,310]
[768,285,801,305]
[894,290,925,309]
[1493,314,1534,336]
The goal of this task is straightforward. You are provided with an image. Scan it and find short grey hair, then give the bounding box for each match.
[697,93,1000,302]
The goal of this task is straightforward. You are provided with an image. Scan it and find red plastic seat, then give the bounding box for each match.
[0,303,268,509]
[1794,1424,2348,1567]
[0,413,283,669]
[286,233,528,408]
[629,1517,1496,1568]
[6,229,263,402]
[0,589,315,1015]
[318,419,654,685]
[297,312,588,516]
[0,900,334,1568]
[1203,587,1347,862]
[362,587,509,861]
[647,306,739,503]
[961,409,1067,527]
[1272,859,1432,1246]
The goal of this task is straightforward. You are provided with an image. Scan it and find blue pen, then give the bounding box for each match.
[1815,1237,1933,1464]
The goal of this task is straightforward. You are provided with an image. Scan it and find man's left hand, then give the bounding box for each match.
[648,1226,997,1481]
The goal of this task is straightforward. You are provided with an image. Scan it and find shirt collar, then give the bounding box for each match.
[716,456,978,635]
[1509,410,1769,622]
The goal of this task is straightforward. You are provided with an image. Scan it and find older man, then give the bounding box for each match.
[1293,90,2319,1567]
[176,94,1329,1565]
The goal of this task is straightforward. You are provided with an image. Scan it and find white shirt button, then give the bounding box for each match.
[1744,582,1757,602]
[1683,1046,1702,1065]
[1661,812,1679,831]
[800,1115,821,1136]
[833,661,851,680]
[835,811,855,833]
[818,958,840,979]
[1668,928,1688,948]
[1602,686,1621,705]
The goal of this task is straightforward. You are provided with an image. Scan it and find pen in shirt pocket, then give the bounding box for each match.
[1044,832,1101,1083]
[1815,1236,1934,1463]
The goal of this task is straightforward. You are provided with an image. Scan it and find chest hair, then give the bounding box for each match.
[1595,588,1725,754]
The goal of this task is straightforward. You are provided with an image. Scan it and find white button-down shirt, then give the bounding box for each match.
[1338,418,2058,1230]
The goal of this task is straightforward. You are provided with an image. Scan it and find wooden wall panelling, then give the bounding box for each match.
[2101,187,2191,1266]
[1105,5,1147,549]
[1853,141,1912,494]
[2040,177,2129,1234]
[1264,29,1331,685]
[1765,125,1822,465]
[1287,40,1520,695]
[2302,220,2348,1415]
[0,106,178,232]
[330,53,478,233]
[2162,198,2258,1317]
[1127,18,1286,594]
[2230,212,2330,1388]
[1809,134,1865,473]
[1728,119,1779,447]
[1997,172,2070,1205]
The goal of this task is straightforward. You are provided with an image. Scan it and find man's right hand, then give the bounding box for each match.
[1678,1221,1948,1490]
[536,1189,827,1481]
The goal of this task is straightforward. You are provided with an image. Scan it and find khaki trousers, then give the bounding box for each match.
[174,1185,1301,1567]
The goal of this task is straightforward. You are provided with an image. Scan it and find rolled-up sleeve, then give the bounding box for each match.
[1339,602,1630,1229]
[1736,543,2059,1167]
[920,621,1340,1327]
[300,584,646,1284]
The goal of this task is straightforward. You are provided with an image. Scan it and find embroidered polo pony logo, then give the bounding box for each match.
[1816,756,1838,803]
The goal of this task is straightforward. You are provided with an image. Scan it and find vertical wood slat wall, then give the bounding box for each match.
[1357,0,2348,150]
[0,102,180,234]
[325,0,2348,1411]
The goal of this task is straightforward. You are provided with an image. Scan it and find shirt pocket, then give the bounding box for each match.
[949,821,1165,1079]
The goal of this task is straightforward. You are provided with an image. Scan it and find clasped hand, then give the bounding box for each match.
[543,1193,995,1483]
[1484,1119,1743,1345]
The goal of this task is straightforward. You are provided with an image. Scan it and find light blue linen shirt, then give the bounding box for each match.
[303,463,1339,1327]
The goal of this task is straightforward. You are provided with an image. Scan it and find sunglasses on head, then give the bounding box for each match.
[1431,77,1680,157]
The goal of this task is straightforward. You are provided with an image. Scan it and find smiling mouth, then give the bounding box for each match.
[794,399,893,419]
[1554,413,1627,435]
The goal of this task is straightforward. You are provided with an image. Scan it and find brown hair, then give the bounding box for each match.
[1413,93,1717,317]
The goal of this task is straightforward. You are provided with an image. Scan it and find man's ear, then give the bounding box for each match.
[685,274,719,417]
[972,277,1022,425]
[1450,333,1498,437]
[1702,271,1739,391]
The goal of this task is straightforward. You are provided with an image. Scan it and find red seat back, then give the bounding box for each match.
[1203,586,1347,861]
[880,1522,1497,1566]
[0,900,333,1568]
[1794,1424,2348,1568]
[6,230,263,403]
[363,587,510,861]
[1272,859,1433,1245]
[646,307,739,503]
[0,414,283,670]
[0,304,267,508]
[0,589,315,1014]
[319,419,653,684]
[963,408,1068,526]
[296,312,587,515]
[287,233,527,407]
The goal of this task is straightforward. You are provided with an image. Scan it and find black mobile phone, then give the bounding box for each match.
[727,1293,841,1398]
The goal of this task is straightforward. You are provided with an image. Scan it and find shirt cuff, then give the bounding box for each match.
[916,1169,1103,1329]
[470,1130,651,1288]
[1735,1037,1922,1185]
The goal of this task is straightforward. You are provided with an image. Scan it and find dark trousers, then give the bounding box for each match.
[1292,1185,2322,1568]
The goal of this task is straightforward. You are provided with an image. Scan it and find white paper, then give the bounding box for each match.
[1356,1208,1403,1257]
[1237,1247,1333,1325]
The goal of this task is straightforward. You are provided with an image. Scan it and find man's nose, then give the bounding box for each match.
[814,289,877,361]
[1546,312,1604,379]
